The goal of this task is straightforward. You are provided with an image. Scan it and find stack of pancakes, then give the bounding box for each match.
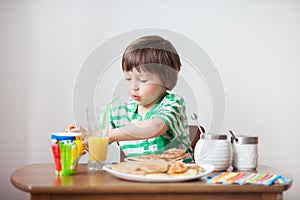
[111,148,202,177]
[111,160,202,177]
[126,148,188,162]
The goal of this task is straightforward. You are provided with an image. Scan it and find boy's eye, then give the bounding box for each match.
[139,79,147,83]
[125,77,131,81]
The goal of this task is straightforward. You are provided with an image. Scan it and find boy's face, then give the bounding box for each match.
[124,67,166,109]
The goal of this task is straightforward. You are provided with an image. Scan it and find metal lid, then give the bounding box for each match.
[231,135,258,144]
[201,134,227,140]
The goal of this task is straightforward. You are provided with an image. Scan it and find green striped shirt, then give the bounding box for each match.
[110,91,193,162]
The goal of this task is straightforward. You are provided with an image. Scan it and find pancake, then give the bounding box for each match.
[110,160,203,178]
[137,159,169,174]
[110,161,140,173]
[126,148,188,162]
[126,154,161,162]
[167,161,188,174]
[160,148,188,161]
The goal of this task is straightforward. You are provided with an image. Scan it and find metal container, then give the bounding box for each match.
[194,134,232,171]
[231,135,259,171]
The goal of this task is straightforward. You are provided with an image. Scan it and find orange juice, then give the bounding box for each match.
[88,137,108,161]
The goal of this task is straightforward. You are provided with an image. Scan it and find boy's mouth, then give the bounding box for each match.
[131,95,139,101]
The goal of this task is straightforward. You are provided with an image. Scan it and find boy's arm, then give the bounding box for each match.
[108,118,168,142]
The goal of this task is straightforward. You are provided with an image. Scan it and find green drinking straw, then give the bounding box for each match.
[100,96,119,137]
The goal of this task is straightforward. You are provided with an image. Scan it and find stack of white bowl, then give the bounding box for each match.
[194,134,232,171]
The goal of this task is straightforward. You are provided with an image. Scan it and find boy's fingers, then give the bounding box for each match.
[71,128,80,132]
[66,124,76,132]
[66,124,85,132]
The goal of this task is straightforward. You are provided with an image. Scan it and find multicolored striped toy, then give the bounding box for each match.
[51,132,84,176]
[207,172,292,186]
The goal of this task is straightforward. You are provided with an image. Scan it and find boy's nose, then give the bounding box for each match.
[131,81,139,90]
[132,86,139,91]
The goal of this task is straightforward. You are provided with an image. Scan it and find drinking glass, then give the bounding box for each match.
[86,106,109,172]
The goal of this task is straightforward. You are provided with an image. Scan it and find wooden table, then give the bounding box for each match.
[11,164,291,200]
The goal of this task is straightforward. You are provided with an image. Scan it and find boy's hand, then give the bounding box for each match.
[66,124,80,132]
[66,124,88,155]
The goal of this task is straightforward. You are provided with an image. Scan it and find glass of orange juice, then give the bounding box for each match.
[86,106,109,172]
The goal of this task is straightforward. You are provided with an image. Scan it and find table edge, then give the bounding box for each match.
[10,163,292,194]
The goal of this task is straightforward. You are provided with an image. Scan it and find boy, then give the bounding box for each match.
[108,35,193,162]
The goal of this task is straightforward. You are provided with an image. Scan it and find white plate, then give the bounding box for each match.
[103,164,215,182]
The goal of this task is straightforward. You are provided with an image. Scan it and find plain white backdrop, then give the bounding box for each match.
[1,1,299,199]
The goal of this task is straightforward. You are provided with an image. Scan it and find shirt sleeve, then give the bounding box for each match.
[150,93,187,140]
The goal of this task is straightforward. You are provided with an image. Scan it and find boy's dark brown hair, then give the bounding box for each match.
[122,35,181,90]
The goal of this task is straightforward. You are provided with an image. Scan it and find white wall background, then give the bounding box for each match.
[1,0,299,199]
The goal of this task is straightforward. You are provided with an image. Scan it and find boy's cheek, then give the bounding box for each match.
[125,84,132,92]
